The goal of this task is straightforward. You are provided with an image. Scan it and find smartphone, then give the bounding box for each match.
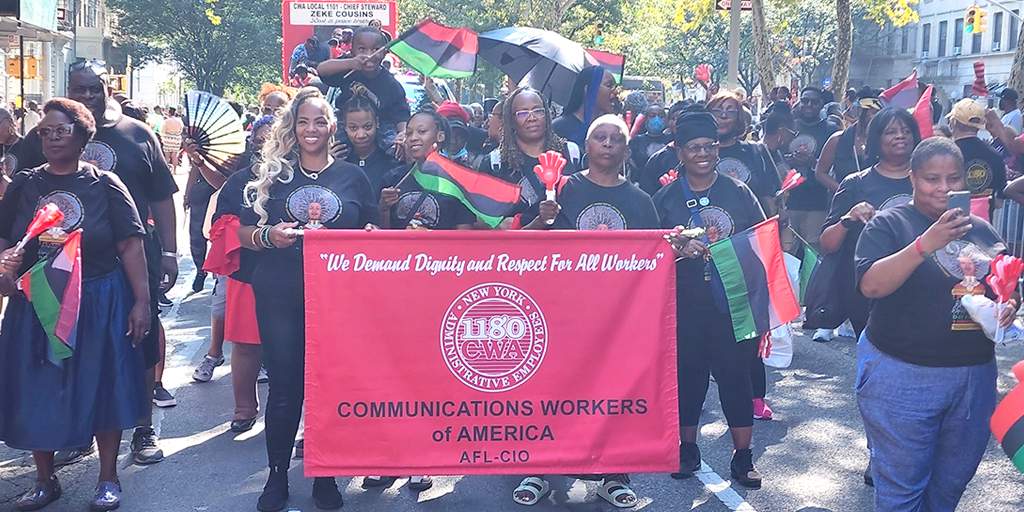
[948,190,971,215]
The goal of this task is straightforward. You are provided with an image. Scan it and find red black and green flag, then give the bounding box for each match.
[413,152,521,228]
[390,19,478,79]
[708,217,800,341]
[586,49,625,83]
[19,229,82,366]
[992,361,1024,473]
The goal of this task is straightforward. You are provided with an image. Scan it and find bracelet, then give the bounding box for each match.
[914,237,931,259]
[260,226,274,249]
[161,251,178,258]
[250,227,260,248]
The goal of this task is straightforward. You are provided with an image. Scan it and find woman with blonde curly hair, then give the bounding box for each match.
[239,87,377,512]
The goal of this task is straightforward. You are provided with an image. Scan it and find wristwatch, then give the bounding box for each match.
[840,217,859,229]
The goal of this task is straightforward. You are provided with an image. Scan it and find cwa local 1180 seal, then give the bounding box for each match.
[441,282,548,393]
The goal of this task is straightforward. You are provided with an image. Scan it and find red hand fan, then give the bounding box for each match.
[988,254,1024,303]
[534,151,567,225]
[659,169,679,186]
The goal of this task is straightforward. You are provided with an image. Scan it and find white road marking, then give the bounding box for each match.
[695,460,758,511]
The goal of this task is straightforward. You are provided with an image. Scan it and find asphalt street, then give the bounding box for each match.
[1,190,1023,512]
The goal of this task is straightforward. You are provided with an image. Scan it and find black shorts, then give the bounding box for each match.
[141,228,163,369]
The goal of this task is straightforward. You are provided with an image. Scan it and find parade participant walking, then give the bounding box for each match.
[653,110,765,489]
[784,87,838,249]
[707,91,781,210]
[12,60,179,466]
[628,103,671,176]
[481,87,579,228]
[161,108,184,171]
[379,110,475,231]
[341,94,398,199]
[949,98,1007,220]
[821,108,920,335]
[552,65,617,150]
[815,89,883,193]
[239,88,376,511]
[635,101,691,196]
[999,88,1022,134]
[512,114,652,508]
[856,137,1013,511]
[0,98,151,511]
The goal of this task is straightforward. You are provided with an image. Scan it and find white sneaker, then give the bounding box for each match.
[837,320,856,338]
[192,354,225,383]
[812,328,834,343]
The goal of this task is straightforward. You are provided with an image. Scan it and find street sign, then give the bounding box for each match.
[716,0,753,11]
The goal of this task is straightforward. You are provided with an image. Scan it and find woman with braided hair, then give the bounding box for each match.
[340,92,398,199]
[479,87,580,228]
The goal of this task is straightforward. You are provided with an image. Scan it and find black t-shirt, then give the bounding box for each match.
[824,168,913,255]
[653,174,765,316]
[321,66,411,127]
[382,164,476,229]
[786,119,838,211]
[480,145,581,226]
[629,132,672,175]
[0,164,145,278]
[14,109,178,222]
[213,168,257,283]
[717,141,781,201]
[346,148,399,201]
[551,172,659,230]
[832,126,871,183]
[551,114,587,150]
[855,204,1003,367]
[240,159,378,274]
[956,136,1007,201]
[636,144,679,197]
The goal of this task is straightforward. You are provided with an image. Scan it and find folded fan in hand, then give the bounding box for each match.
[15,203,64,251]
[534,151,567,225]
[183,90,247,174]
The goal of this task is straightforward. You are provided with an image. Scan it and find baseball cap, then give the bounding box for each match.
[947,98,987,130]
[436,100,471,123]
[1000,88,1019,102]
[447,119,468,134]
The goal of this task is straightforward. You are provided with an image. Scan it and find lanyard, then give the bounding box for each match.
[677,172,729,313]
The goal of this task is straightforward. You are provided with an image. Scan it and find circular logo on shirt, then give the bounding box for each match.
[576,203,627,230]
[285,185,342,224]
[81,141,117,172]
[519,176,539,206]
[933,240,992,280]
[878,193,912,211]
[717,157,751,183]
[38,191,84,231]
[440,282,548,393]
[789,134,818,156]
[687,206,736,243]
[965,159,993,194]
[397,191,440,227]
[2,154,17,175]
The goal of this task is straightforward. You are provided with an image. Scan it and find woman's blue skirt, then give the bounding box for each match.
[0,268,147,451]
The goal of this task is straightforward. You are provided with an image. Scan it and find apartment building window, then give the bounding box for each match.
[972,33,982,53]
[939,20,948,56]
[954,18,964,52]
[994,12,1004,50]
[922,23,931,55]
[1012,10,1021,50]
[80,0,99,28]
[901,27,910,53]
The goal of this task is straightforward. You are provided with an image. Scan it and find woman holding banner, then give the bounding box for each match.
[0,98,151,511]
[379,110,475,231]
[480,87,579,228]
[238,88,377,512]
[654,110,766,489]
[855,137,1014,511]
[512,114,653,508]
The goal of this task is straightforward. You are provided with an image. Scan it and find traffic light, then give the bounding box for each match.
[976,7,988,33]
[5,57,38,79]
[965,5,982,34]
[594,23,604,46]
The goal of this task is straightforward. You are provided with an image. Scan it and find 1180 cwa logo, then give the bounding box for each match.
[440,283,548,392]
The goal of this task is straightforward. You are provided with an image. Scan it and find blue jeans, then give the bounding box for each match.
[856,334,996,512]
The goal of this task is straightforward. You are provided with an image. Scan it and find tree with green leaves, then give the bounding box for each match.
[832,0,919,94]
[107,0,281,98]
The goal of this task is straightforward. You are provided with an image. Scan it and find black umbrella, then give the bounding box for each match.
[479,27,595,105]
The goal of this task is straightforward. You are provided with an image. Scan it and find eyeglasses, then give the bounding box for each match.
[514,108,547,121]
[710,108,739,118]
[683,142,719,154]
[38,123,75,140]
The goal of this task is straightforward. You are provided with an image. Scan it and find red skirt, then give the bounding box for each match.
[225,278,260,345]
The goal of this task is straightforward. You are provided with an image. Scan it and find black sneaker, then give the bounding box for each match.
[312,477,343,510]
[131,427,164,465]
[54,442,96,467]
[153,383,176,408]
[192,272,207,293]
[730,448,762,489]
[158,293,173,307]
[670,442,701,479]
[257,467,289,512]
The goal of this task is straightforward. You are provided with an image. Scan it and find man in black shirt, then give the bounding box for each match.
[13,60,180,466]
[784,87,838,252]
[318,26,410,150]
[948,98,1007,220]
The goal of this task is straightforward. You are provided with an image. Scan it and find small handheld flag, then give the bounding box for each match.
[16,203,64,252]
[389,19,478,79]
[776,169,806,197]
[18,229,82,366]
[413,152,521,228]
[913,85,935,139]
[880,70,921,109]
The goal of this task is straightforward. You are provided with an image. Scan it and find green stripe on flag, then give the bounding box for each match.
[799,243,819,304]
[1013,444,1024,473]
[413,169,504,227]
[28,260,71,361]
[391,41,474,79]
[708,239,759,342]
